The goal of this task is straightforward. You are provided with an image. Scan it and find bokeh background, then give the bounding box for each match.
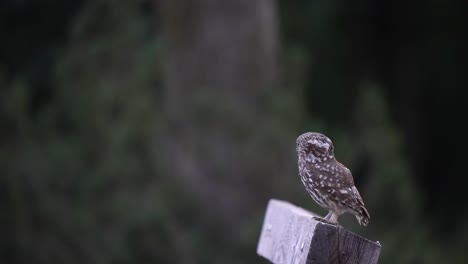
[1,0,468,263]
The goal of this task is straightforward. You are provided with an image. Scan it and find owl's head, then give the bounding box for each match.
[296,132,335,161]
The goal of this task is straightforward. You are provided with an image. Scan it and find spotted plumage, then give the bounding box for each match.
[296,132,370,226]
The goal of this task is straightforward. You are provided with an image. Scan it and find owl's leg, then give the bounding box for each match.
[324,211,333,220]
[327,212,339,224]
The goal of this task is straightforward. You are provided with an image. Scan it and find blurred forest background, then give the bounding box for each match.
[1,0,468,263]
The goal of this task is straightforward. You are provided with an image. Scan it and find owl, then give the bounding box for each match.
[296,132,370,226]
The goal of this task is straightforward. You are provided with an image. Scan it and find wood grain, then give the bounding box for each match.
[257,199,381,264]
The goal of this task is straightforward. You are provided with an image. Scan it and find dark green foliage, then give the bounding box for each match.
[1,1,164,263]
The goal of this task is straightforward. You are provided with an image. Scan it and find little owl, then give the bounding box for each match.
[296,132,370,226]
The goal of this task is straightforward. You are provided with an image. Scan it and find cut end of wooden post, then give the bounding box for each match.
[257,199,381,264]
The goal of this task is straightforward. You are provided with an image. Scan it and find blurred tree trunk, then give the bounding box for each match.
[157,0,287,224]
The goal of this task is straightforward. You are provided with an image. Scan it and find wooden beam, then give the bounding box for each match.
[257,199,381,264]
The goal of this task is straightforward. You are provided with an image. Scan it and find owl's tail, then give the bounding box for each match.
[355,206,370,226]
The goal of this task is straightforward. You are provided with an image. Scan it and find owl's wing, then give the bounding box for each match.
[335,162,370,218]
[310,161,369,218]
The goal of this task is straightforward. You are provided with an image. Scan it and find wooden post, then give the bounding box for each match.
[257,199,381,264]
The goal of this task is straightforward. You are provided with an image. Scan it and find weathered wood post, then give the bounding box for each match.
[257,199,381,264]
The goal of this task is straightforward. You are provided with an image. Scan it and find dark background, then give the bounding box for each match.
[1,0,467,263]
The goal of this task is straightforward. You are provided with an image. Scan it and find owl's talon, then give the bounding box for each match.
[312,216,338,225]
